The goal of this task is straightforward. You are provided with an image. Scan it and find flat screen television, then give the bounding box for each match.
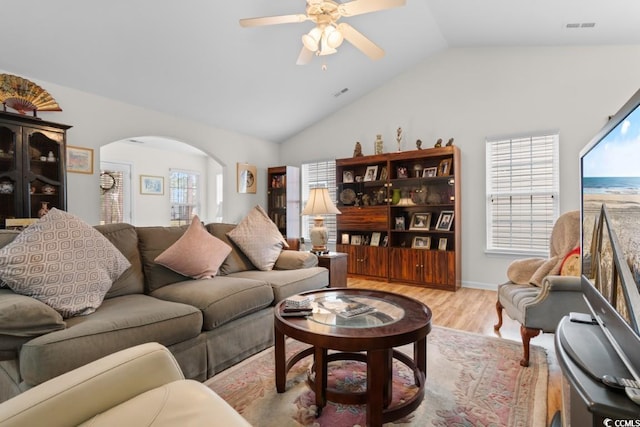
[580,87,640,381]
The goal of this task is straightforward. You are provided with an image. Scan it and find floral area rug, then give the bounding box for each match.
[206,326,548,427]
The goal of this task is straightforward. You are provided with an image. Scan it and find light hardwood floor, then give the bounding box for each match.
[347,278,561,426]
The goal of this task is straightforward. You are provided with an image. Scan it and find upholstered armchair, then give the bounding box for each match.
[494,210,589,367]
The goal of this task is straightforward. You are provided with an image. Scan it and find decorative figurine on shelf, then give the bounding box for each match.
[446,138,455,146]
[396,127,403,152]
[374,134,384,155]
[353,141,363,157]
[434,138,443,148]
[38,201,50,218]
[416,139,423,150]
[47,151,55,162]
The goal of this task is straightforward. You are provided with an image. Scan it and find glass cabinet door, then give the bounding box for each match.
[0,124,21,223]
[26,129,65,218]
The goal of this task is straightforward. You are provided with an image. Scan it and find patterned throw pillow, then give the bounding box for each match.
[0,209,131,318]
[154,215,232,279]
[227,205,289,271]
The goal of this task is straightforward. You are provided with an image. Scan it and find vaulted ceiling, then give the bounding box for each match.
[1,0,639,143]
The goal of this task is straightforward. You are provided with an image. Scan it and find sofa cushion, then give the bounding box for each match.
[205,223,255,275]
[0,209,131,318]
[136,225,190,293]
[19,294,202,386]
[94,223,145,298]
[150,276,274,330]
[0,289,65,337]
[155,216,231,279]
[226,205,288,271]
[227,267,328,304]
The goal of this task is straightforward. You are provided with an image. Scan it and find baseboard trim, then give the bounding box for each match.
[462,281,498,291]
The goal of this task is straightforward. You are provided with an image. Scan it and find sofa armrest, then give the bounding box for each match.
[0,343,184,427]
[275,250,318,270]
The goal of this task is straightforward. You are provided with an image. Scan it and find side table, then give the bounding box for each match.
[317,252,347,287]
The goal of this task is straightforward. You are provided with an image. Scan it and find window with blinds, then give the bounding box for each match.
[170,169,200,226]
[486,132,560,255]
[301,160,337,243]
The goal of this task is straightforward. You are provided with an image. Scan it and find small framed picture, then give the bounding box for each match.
[438,238,448,251]
[370,232,381,246]
[395,216,405,230]
[412,236,431,249]
[397,166,408,179]
[409,213,431,230]
[364,165,378,182]
[343,170,354,183]
[140,175,164,195]
[435,210,454,231]
[379,166,388,181]
[237,163,257,194]
[422,167,437,178]
[351,235,362,245]
[66,146,94,174]
[381,235,389,247]
[341,233,350,244]
[438,158,452,176]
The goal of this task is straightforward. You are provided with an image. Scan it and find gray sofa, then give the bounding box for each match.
[0,222,328,403]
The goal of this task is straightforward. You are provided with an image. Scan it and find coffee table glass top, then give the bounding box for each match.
[305,292,405,328]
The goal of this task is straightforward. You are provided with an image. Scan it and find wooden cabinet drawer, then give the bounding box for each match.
[337,206,387,231]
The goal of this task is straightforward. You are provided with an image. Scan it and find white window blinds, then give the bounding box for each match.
[170,170,200,226]
[301,160,337,243]
[486,132,559,255]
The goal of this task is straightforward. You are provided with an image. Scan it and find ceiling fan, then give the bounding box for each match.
[239,0,406,65]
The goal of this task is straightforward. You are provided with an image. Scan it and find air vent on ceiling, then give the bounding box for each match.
[334,88,349,98]
[565,22,596,29]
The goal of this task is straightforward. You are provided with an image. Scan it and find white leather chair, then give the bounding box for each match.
[0,342,250,427]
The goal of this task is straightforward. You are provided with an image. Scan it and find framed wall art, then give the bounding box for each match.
[140,175,164,195]
[237,163,257,194]
[66,146,94,174]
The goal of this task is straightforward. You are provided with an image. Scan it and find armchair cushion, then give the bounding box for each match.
[274,251,318,270]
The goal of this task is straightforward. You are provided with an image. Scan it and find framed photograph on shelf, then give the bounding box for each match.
[397,166,408,179]
[438,238,448,251]
[379,166,388,181]
[341,233,350,244]
[422,167,437,178]
[435,210,454,231]
[66,146,94,174]
[351,235,362,245]
[409,213,431,230]
[370,232,381,246]
[394,216,405,230]
[412,236,431,249]
[140,175,164,195]
[237,163,257,194]
[437,158,452,176]
[364,165,378,182]
[343,170,354,183]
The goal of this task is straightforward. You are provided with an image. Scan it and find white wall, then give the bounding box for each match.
[0,68,279,225]
[101,141,217,226]
[279,45,640,289]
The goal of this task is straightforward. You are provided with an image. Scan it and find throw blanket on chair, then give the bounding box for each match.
[506,210,580,286]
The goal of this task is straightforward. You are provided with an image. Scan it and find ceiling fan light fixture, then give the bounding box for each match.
[302,27,322,51]
[325,25,344,48]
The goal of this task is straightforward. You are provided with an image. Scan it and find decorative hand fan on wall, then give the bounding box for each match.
[0,74,62,116]
[239,0,406,65]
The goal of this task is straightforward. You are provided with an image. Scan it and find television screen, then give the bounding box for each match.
[580,88,640,379]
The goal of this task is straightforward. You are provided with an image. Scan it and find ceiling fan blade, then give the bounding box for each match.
[239,14,308,28]
[337,23,384,60]
[296,46,315,65]
[338,0,406,17]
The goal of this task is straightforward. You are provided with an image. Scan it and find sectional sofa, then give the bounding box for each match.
[0,210,328,403]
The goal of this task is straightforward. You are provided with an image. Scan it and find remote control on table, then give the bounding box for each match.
[602,374,640,389]
[625,387,640,405]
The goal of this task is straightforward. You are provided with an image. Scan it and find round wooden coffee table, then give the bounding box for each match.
[274,288,432,427]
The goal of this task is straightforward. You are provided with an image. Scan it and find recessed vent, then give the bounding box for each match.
[565,22,596,29]
[334,88,349,98]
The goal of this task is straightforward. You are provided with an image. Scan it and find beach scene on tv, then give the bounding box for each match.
[582,104,640,322]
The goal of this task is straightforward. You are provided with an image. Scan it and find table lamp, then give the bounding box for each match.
[301,187,341,254]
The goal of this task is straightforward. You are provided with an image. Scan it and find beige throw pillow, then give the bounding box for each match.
[0,209,131,318]
[154,216,231,279]
[227,205,289,271]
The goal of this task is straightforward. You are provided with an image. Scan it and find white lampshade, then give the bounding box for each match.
[302,27,322,52]
[325,25,344,49]
[302,187,341,254]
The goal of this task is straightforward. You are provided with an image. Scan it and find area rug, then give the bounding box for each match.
[206,326,548,427]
